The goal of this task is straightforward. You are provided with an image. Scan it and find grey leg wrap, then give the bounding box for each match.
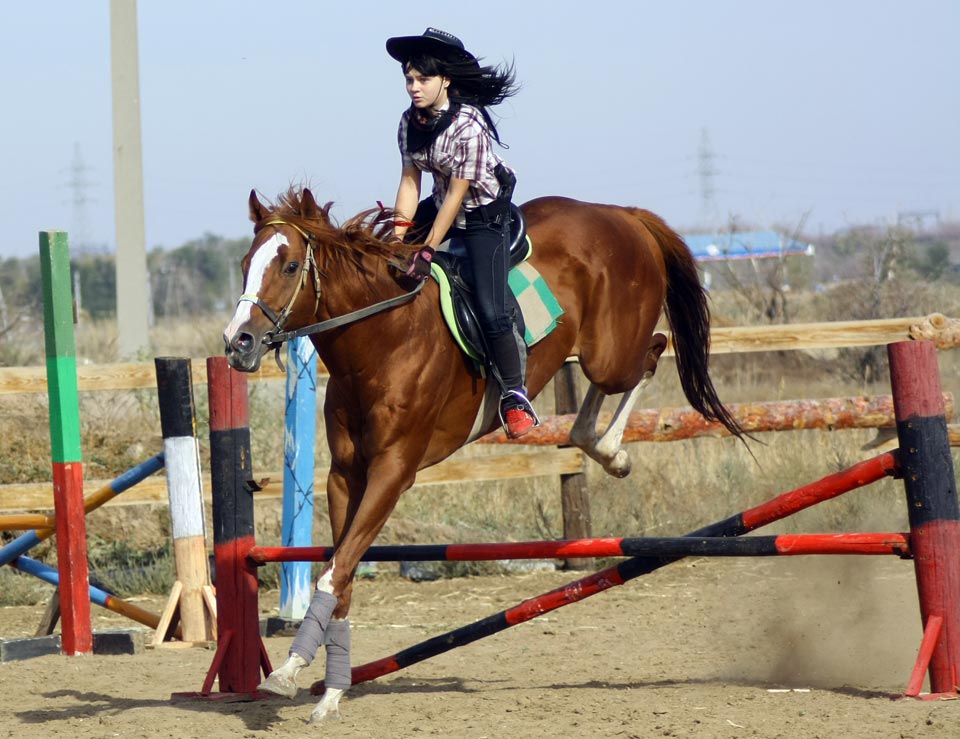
[323,618,352,689]
[289,590,338,666]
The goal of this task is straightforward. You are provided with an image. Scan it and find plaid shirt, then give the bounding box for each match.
[398,103,514,228]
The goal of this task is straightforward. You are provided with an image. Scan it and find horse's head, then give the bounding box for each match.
[223,189,327,372]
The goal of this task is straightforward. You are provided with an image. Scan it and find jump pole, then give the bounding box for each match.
[478,393,952,445]
[0,453,173,637]
[39,230,91,656]
[250,532,911,564]
[889,340,960,697]
[310,451,899,692]
[279,337,317,621]
[10,555,182,637]
[0,452,165,568]
[154,357,215,646]
[0,514,56,530]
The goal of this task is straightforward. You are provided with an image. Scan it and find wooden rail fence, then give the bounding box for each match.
[2,314,959,514]
[2,314,958,396]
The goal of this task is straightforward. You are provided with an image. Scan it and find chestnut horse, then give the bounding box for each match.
[222,187,744,721]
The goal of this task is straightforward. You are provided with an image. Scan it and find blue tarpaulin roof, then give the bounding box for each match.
[682,231,815,262]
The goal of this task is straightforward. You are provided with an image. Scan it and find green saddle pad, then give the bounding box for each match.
[431,246,564,361]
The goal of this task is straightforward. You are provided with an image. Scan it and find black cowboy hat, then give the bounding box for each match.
[386,27,477,64]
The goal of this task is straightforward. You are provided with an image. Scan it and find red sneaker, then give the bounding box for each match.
[504,407,536,439]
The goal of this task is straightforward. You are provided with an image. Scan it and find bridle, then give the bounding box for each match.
[236,220,323,343]
[235,219,425,362]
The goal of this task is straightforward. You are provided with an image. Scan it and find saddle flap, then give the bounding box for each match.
[430,253,524,365]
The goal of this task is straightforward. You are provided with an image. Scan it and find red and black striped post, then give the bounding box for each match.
[204,357,270,695]
[889,340,960,697]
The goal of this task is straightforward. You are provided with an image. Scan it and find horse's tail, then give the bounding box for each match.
[629,209,748,442]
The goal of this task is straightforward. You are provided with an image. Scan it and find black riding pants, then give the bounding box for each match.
[410,198,524,390]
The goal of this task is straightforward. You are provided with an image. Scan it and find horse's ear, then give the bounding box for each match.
[301,188,321,220]
[249,189,267,224]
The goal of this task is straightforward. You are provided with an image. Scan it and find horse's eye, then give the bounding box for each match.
[283,262,300,275]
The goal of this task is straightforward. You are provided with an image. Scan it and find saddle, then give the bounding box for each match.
[431,204,531,364]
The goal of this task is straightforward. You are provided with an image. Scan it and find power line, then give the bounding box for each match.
[62,142,97,249]
[698,128,718,227]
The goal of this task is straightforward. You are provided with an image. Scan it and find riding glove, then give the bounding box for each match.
[405,246,435,280]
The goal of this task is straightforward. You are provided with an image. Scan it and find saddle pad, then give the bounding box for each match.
[431,252,564,358]
[508,261,564,346]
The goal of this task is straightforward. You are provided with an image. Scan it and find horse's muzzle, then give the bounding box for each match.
[224,330,265,372]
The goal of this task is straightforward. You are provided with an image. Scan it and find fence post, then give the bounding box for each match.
[39,230,92,656]
[554,361,593,570]
[207,357,263,693]
[889,340,960,695]
[280,337,317,621]
[155,357,215,644]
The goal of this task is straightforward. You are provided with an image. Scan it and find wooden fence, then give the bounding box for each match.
[2,313,959,515]
[2,313,958,396]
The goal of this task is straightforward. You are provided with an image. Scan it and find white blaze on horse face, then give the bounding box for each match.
[224,232,288,338]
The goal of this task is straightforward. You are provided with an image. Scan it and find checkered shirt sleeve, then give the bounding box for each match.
[397,105,514,218]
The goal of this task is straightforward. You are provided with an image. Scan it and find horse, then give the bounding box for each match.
[222,186,745,721]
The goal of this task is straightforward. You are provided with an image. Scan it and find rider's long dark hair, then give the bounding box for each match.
[403,53,519,145]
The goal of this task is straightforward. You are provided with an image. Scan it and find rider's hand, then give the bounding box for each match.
[405,246,435,280]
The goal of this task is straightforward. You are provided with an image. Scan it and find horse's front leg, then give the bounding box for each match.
[306,456,418,723]
[265,452,419,723]
[258,466,358,719]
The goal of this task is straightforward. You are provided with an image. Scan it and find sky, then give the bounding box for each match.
[0,0,957,260]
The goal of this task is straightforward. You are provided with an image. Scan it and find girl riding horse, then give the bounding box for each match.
[389,28,538,440]
[224,32,746,726]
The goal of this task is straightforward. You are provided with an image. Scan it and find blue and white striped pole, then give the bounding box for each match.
[280,337,317,620]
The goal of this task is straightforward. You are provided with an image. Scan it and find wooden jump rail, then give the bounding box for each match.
[196,341,960,701]
[248,532,913,563]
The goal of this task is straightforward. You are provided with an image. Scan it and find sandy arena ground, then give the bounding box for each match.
[1,556,957,739]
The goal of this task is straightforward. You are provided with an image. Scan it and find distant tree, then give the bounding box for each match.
[817,224,941,382]
[712,213,812,324]
[908,240,951,281]
[149,233,249,317]
[73,254,117,318]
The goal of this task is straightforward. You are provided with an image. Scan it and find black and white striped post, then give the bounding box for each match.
[154,357,216,645]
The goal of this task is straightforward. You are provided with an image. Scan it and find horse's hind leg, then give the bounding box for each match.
[570,334,668,478]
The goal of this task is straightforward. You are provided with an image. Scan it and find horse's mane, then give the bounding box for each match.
[255,187,416,268]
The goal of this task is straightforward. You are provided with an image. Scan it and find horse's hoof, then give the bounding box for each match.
[309,706,342,723]
[258,672,297,699]
[604,450,632,478]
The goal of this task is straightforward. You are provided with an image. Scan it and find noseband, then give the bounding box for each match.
[235,219,424,365]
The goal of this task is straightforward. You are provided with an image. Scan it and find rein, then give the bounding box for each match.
[237,218,424,365]
[267,280,424,344]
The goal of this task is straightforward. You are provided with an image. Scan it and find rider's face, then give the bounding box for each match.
[405,67,449,113]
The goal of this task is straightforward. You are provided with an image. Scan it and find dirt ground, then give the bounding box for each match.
[1,556,957,739]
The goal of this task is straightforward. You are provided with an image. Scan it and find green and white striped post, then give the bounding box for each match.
[39,230,92,655]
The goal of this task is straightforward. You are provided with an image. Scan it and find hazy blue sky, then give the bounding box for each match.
[1,1,957,260]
